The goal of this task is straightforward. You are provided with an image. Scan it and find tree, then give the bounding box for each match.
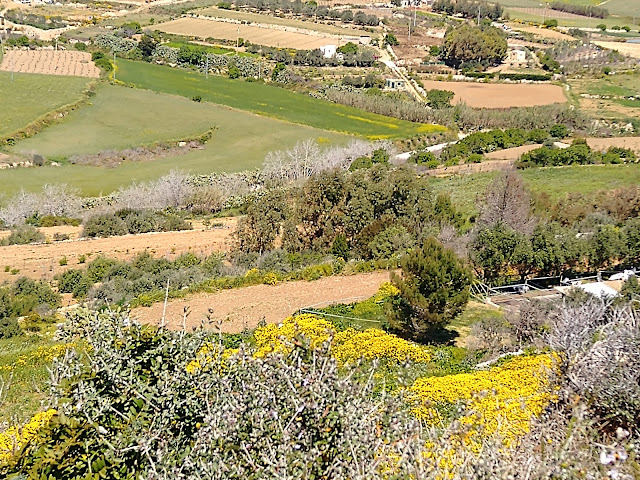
[139,34,156,60]
[597,23,607,31]
[337,42,358,55]
[389,237,472,341]
[441,24,507,69]
[383,33,399,46]
[426,89,455,109]
[478,170,536,235]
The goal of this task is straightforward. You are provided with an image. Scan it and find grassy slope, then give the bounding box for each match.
[116,60,444,139]
[500,0,640,22]
[430,164,640,217]
[0,72,91,138]
[0,335,57,424]
[2,84,350,195]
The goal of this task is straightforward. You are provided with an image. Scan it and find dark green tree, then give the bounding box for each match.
[383,33,399,46]
[389,237,472,341]
[426,89,455,109]
[441,24,507,69]
[139,34,157,60]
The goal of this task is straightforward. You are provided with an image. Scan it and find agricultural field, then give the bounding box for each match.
[569,72,640,122]
[0,71,91,138]
[419,79,567,108]
[593,41,640,59]
[506,23,576,41]
[197,6,367,37]
[430,163,640,217]
[0,219,236,285]
[131,270,390,331]
[3,83,350,195]
[155,17,340,49]
[116,59,443,138]
[0,50,100,77]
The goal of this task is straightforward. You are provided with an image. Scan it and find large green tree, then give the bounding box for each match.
[441,24,507,69]
[389,237,472,341]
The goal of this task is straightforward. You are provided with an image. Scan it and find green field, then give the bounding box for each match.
[116,60,444,139]
[0,72,91,138]
[197,6,367,36]
[2,84,350,195]
[430,164,640,217]
[499,0,640,21]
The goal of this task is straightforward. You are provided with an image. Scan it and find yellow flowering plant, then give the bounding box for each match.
[0,410,56,465]
[408,353,561,446]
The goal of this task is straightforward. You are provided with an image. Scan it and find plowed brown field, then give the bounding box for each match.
[0,219,236,284]
[131,270,391,332]
[418,79,567,109]
[0,50,100,77]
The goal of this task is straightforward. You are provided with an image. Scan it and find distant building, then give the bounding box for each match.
[319,44,337,58]
[507,48,527,63]
[385,78,406,90]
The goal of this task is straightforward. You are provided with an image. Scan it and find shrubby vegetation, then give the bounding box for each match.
[0,225,45,246]
[550,1,607,19]
[82,209,191,238]
[518,139,637,168]
[0,278,60,339]
[432,0,503,21]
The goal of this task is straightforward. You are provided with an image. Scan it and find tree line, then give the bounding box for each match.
[550,1,608,19]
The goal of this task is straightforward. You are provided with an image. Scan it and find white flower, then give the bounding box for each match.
[600,451,615,465]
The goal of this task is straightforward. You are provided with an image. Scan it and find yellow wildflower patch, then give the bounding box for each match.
[253,314,430,364]
[0,409,56,465]
[0,344,76,373]
[408,354,560,445]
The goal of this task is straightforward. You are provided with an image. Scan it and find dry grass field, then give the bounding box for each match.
[593,41,640,60]
[419,79,567,108]
[506,23,575,41]
[0,50,100,77]
[0,219,236,284]
[155,17,340,49]
[197,6,366,37]
[131,270,391,331]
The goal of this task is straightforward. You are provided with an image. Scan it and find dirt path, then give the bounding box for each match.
[131,270,392,332]
[0,218,236,283]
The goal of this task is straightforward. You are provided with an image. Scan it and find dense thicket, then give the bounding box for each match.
[432,0,503,21]
[441,24,507,70]
[550,1,608,19]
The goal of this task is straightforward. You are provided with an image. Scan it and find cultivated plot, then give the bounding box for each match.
[155,17,339,49]
[0,71,91,138]
[197,7,367,37]
[117,60,443,138]
[419,79,567,109]
[2,83,351,195]
[0,50,100,77]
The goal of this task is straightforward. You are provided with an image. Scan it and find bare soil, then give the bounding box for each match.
[485,144,542,160]
[0,218,236,284]
[0,50,100,77]
[506,23,575,41]
[131,270,392,332]
[155,17,340,49]
[593,41,640,60]
[418,79,567,109]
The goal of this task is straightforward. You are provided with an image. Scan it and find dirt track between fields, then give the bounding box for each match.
[131,270,392,332]
[0,219,236,284]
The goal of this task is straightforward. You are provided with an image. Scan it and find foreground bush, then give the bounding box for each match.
[82,209,191,238]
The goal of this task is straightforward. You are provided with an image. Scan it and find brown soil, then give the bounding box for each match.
[418,79,567,109]
[506,23,575,42]
[156,17,340,49]
[586,137,640,152]
[131,270,391,332]
[485,144,542,160]
[0,218,236,284]
[0,50,100,78]
[427,158,515,177]
[593,41,640,60]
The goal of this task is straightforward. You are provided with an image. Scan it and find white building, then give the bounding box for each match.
[320,44,337,58]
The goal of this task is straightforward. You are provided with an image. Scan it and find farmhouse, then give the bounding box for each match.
[385,78,406,90]
[320,44,337,58]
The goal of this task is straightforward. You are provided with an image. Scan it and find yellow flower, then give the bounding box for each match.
[0,409,56,465]
[408,354,560,446]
